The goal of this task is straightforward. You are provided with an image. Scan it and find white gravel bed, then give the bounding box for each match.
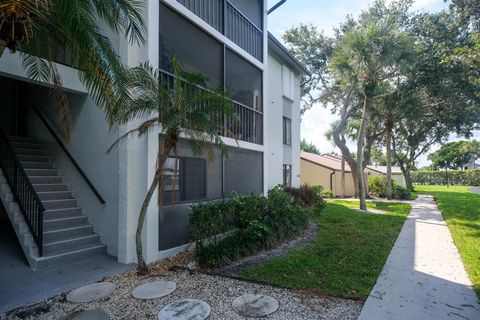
[2,254,362,320]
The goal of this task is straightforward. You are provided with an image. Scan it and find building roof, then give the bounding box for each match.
[369,165,403,174]
[268,32,311,76]
[301,151,383,174]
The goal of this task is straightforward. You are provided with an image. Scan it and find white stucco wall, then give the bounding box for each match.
[266,53,302,190]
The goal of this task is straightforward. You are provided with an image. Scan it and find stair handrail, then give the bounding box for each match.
[0,127,45,256]
[31,104,106,204]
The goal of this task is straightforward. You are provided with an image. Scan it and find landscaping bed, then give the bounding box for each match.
[2,251,362,320]
[415,185,480,297]
[238,201,411,300]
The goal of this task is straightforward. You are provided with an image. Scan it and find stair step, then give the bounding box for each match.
[9,141,45,150]
[21,161,55,169]
[29,176,62,184]
[12,148,48,156]
[17,155,51,162]
[43,234,101,256]
[44,216,88,231]
[42,199,77,210]
[43,225,94,242]
[44,207,82,220]
[36,244,107,269]
[38,191,72,201]
[25,168,58,176]
[7,136,38,143]
[33,184,69,192]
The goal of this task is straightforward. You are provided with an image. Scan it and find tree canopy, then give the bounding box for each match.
[283,0,480,204]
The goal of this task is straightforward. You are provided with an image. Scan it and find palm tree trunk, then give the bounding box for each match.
[385,118,393,200]
[357,95,371,210]
[136,170,160,275]
[136,135,175,275]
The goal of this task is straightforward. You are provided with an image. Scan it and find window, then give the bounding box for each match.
[283,164,292,187]
[226,49,263,111]
[282,65,296,100]
[283,117,292,146]
[224,147,263,195]
[159,3,223,87]
[163,157,207,204]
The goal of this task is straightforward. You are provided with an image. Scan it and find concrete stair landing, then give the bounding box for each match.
[0,136,106,270]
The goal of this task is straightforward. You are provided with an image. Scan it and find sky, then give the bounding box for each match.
[267,0,478,167]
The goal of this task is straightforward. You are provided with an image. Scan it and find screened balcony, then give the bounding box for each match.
[175,0,264,61]
[159,69,263,145]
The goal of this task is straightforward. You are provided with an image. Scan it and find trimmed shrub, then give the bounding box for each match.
[284,184,326,211]
[411,170,480,186]
[190,187,322,268]
[368,176,410,200]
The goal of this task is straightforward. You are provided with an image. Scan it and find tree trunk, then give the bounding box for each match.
[404,167,413,191]
[357,95,371,210]
[135,170,160,275]
[333,118,358,197]
[385,119,393,200]
[136,135,176,275]
[446,167,449,188]
[341,157,346,198]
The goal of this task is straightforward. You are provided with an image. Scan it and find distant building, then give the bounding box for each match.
[300,152,382,197]
[369,166,407,187]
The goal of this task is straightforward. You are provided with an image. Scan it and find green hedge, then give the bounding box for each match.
[190,186,324,268]
[368,176,411,200]
[411,170,480,186]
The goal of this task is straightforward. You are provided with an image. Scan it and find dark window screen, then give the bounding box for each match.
[283,117,292,146]
[163,157,207,204]
[159,3,223,87]
[225,49,262,111]
[224,147,263,195]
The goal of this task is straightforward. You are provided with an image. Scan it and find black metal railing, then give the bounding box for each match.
[0,128,45,256]
[31,105,106,204]
[175,0,264,61]
[225,1,263,61]
[160,69,263,145]
[176,0,223,32]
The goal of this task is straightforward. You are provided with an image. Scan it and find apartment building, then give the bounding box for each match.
[0,0,308,269]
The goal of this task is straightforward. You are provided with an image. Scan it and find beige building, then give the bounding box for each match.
[300,152,382,197]
[369,165,407,187]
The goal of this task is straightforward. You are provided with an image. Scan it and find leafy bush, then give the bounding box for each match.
[368,176,410,200]
[411,170,480,186]
[321,189,334,198]
[284,184,326,211]
[190,187,319,268]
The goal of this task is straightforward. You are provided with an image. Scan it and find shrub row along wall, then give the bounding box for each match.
[189,186,325,268]
[411,170,480,186]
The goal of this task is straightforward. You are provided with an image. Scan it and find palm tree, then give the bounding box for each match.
[0,0,145,140]
[331,22,411,210]
[108,58,235,274]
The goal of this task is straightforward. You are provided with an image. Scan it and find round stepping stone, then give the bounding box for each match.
[132,280,176,300]
[157,299,211,320]
[232,294,279,318]
[66,282,116,303]
[67,310,110,320]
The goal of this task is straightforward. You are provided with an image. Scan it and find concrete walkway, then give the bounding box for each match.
[469,187,480,195]
[0,221,133,315]
[358,195,480,320]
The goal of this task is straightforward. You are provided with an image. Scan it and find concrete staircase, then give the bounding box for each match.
[0,136,106,270]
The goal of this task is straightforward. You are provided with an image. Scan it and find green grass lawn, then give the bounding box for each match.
[414,185,480,297]
[240,201,411,299]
